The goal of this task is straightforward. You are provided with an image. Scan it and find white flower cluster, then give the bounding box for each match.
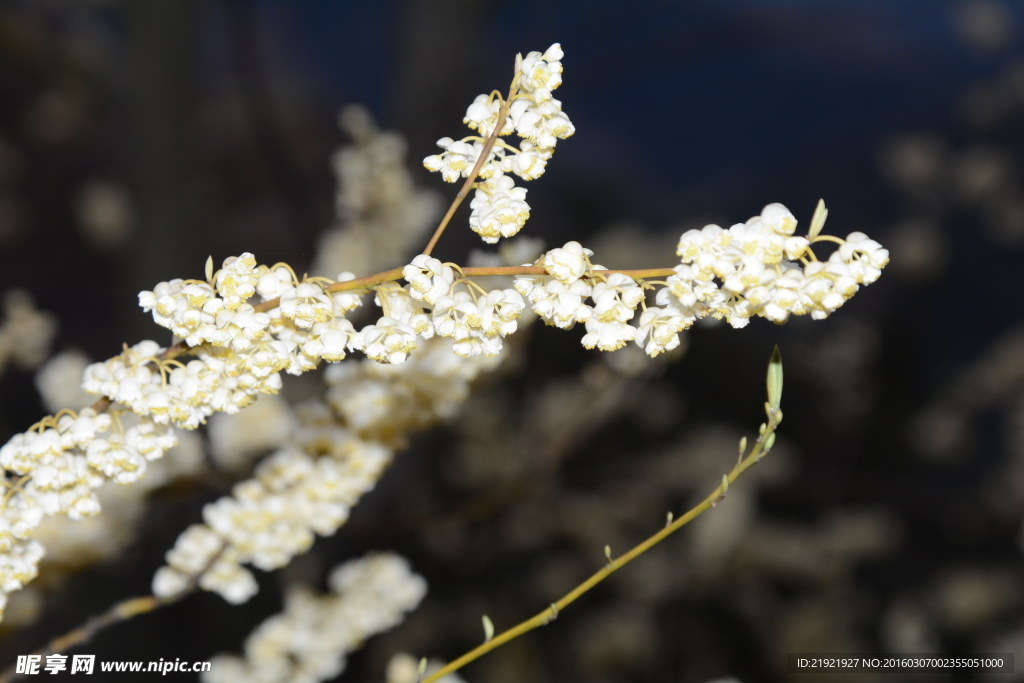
[424,44,573,243]
[513,204,889,357]
[81,340,282,430]
[326,336,504,447]
[3,351,205,626]
[153,439,392,604]
[313,105,442,277]
[202,552,426,683]
[207,394,295,472]
[0,252,369,620]
[0,407,178,618]
[154,335,505,604]
[120,254,375,429]
[515,241,649,352]
[0,42,891,658]
[34,350,93,413]
[0,289,57,376]
[664,203,890,327]
[343,255,527,365]
[33,423,202,568]
[0,349,201,629]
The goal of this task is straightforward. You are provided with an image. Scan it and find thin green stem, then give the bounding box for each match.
[421,407,782,683]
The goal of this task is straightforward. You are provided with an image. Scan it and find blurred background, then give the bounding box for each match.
[0,0,1024,681]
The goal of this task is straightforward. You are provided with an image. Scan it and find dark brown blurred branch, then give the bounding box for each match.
[126,0,202,340]
[0,593,188,683]
[342,364,660,538]
[225,0,319,238]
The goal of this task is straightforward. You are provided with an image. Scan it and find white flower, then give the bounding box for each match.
[156,431,398,608]
[303,319,357,363]
[518,43,564,101]
[215,304,271,352]
[403,255,456,305]
[666,264,713,309]
[590,273,644,323]
[279,283,332,329]
[374,285,433,339]
[152,566,190,599]
[59,409,112,449]
[431,287,524,358]
[463,94,515,137]
[758,264,806,324]
[635,305,693,357]
[0,430,57,475]
[86,434,147,484]
[514,98,575,148]
[0,540,44,594]
[138,280,223,346]
[838,232,890,284]
[423,137,485,183]
[784,236,810,260]
[354,317,419,365]
[202,553,426,683]
[430,293,475,339]
[163,524,225,576]
[432,293,489,357]
[677,224,730,261]
[502,140,550,180]
[515,276,593,329]
[214,253,260,309]
[256,265,296,301]
[666,202,887,327]
[427,44,571,242]
[541,241,592,284]
[271,324,321,376]
[203,490,315,572]
[759,202,798,235]
[480,287,526,336]
[330,273,363,314]
[125,418,178,461]
[83,341,283,431]
[581,318,636,351]
[242,338,293,380]
[729,218,784,266]
[468,173,530,243]
[197,551,258,605]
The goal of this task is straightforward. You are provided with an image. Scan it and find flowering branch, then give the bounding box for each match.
[0,42,887,669]
[421,348,785,683]
[422,55,522,256]
[251,266,676,313]
[0,594,181,683]
[0,541,230,682]
[205,553,427,682]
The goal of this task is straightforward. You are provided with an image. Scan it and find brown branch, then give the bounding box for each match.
[421,54,523,257]
[253,266,677,313]
[0,593,188,683]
